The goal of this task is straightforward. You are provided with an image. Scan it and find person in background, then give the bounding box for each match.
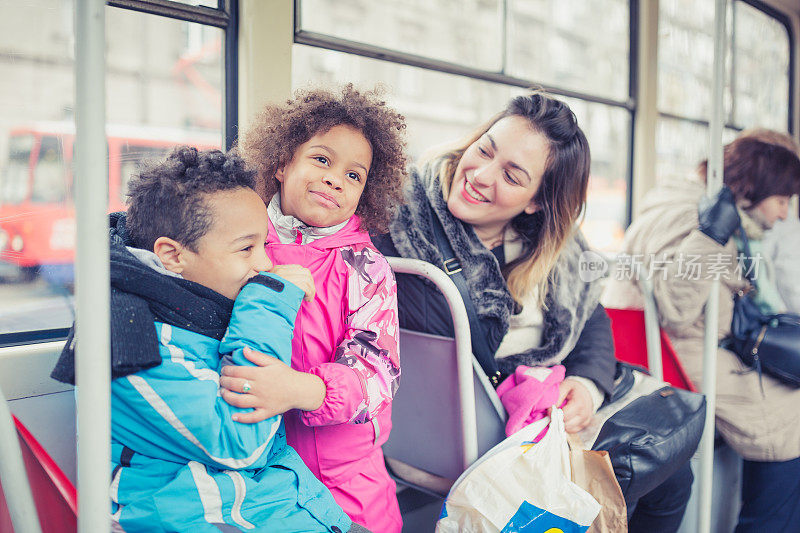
[746,129,800,314]
[763,215,800,313]
[603,129,800,532]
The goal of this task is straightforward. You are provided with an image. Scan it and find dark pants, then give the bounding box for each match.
[735,456,800,533]
[627,461,694,533]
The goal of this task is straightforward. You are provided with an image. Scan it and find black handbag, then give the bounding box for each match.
[726,224,800,387]
[590,363,706,502]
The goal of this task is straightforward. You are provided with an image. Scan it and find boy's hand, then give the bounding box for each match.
[269,264,315,302]
[219,347,326,423]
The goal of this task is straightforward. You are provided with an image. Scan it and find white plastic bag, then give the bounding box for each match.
[436,409,601,533]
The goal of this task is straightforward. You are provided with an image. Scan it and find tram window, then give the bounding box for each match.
[31,135,68,203]
[655,117,739,182]
[293,44,630,251]
[658,0,727,122]
[293,44,520,160]
[507,0,629,101]
[657,0,792,183]
[0,1,227,340]
[119,144,173,200]
[733,2,791,131]
[563,98,630,252]
[1,134,35,205]
[298,0,504,71]
[105,8,224,136]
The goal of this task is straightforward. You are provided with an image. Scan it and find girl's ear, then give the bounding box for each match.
[275,166,286,184]
[524,199,539,215]
[153,236,185,275]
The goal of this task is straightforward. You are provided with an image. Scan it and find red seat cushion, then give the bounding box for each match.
[0,416,77,533]
[605,307,697,392]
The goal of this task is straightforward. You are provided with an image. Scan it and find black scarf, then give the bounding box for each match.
[388,160,602,372]
[51,213,234,384]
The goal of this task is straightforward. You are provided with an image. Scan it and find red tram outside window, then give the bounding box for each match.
[0,123,218,283]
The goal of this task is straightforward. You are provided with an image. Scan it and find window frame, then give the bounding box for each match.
[106,0,240,149]
[294,0,639,238]
[0,0,240,348]
[657,0,795,135]
[293,0,637,112]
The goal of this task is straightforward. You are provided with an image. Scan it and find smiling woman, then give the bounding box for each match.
[446,116,548,249]
[374,90,694,532]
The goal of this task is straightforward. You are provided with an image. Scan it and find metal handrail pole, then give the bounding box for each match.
[386,257,479,470]
[75,1,111,531]
[0,386,42,533]
[639,273,664,381]
[698,0,728,531]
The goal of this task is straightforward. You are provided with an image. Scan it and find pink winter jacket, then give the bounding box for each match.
[265,215,401,489]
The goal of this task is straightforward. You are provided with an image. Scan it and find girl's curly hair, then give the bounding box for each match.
[239,84,407,233]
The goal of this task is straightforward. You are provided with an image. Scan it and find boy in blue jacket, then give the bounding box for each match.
[52,147,355,533]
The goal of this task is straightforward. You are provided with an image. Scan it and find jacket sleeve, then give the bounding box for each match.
[561,304,616,400]
[647,228,737,331]
[301,247,400,426]
[110,274,304,471]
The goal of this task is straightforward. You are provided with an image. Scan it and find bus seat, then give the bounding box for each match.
[383,328,507,493]
[382,257,507,497]
[0,416,77,533]
[605,307,697,392]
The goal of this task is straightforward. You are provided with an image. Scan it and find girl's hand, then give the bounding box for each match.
[558,379,593,433]
[269,264,316,302]
[219,347,326,423]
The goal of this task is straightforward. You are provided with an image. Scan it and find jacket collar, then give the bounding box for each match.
[52,213,234,385]
[738,208,766,240]
[266,195,372,250]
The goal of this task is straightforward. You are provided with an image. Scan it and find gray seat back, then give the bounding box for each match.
[383,328,506,481]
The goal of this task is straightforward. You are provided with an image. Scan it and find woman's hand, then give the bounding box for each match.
[219,347,326,423]
[558,379,594,433]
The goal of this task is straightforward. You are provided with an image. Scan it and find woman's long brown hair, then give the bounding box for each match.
[431,91,590,306]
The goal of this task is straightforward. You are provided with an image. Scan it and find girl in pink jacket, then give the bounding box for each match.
[222,85,407,533]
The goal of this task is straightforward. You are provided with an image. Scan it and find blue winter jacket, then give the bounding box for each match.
[109,273,352,533]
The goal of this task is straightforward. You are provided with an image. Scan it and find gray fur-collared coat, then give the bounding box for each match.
[374,161,616,396]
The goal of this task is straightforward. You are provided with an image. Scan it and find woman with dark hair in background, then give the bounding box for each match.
[604,129,800,532]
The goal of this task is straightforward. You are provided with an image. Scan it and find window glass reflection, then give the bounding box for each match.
[507,0,630,101]
[0,2,223,335]
[293,44,630,251]
[299,0,503,72]
[657,0,733,121]
[563,98,630,252]
[656,117,738,184]
[733,2,790,130]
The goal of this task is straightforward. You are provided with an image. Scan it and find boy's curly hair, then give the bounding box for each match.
[239,84,407,233]
[126,146,256,251]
